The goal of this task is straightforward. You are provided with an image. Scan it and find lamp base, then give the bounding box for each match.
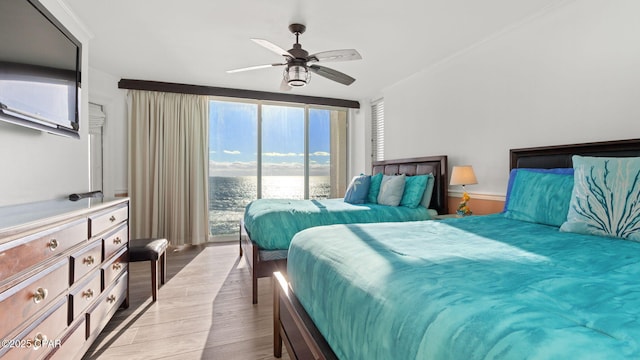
[456,191,473,216]
[456,209,472,216]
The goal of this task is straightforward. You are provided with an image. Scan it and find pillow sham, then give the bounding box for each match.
[344,175,371,204]
[367,172,384,204]
[503,168,574,211]
[560,156,640,241]
[400,175,429,208]
[503,169,574,227]
[419,174,436,209]
[377,174,406,206]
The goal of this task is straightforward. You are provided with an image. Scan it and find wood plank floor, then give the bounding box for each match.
[83,242,290,360]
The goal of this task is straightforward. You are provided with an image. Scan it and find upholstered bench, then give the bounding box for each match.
[129,238,168,301]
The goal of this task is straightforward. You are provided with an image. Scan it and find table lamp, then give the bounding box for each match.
[450,165,478,216]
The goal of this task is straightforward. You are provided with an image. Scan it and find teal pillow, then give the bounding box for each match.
[419,174,436,209]
[367,172,383,204]
[503,170,574,227]
[344,175,370,204]
[401,175,428,208]
[377,174,406,206]
[560,156,640,241]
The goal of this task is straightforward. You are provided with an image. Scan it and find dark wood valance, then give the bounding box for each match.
[118,79,360,109]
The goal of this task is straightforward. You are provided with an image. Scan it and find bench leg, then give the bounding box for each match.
[151,259,158,302]
[252,270,258,305]
[160,251,166,285]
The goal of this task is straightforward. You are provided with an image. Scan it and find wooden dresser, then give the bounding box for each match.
[0,198,129,360]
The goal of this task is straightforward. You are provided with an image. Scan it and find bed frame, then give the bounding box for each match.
[240,155,448,304]
[273,138,640,359]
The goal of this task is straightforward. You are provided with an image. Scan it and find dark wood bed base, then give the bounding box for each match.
[240,221,287,304]
[240,155,448,304]
[274,138,640,359]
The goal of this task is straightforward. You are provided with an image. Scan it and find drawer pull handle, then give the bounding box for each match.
[109,215,116,222]
[48,239,59,251]
[113,237,122,244]
[112,263,122,271]
[32,287,48,304]
[83,255,95,265]
[83,289,94,300]
[33,333,48,350]
[107,294,117,303]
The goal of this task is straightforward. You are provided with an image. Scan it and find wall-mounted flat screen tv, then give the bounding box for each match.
[0,0,82,139]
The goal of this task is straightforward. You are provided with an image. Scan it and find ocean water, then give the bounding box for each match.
[209,176,330,237]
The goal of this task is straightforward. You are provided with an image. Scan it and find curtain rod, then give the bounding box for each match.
[118,79,361,109]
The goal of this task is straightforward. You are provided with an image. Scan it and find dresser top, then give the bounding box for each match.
[0,197,129,242]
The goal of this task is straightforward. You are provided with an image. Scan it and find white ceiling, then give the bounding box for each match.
[62,0,562,101]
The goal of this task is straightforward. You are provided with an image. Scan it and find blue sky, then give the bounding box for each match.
[209,100,331,176]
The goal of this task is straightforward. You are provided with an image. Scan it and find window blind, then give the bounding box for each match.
[371,99,384,161]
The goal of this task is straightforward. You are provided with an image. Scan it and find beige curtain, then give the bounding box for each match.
[128,90,209,245]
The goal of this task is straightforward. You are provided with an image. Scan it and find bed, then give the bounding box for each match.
[240,155,448,304]
[274,138,640,359]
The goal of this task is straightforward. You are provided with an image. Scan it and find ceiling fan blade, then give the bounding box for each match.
[251,38,293,58]
[308,49,362,63]
[226,63,285,73]
[280,78,291,91]
[309,65,356,86]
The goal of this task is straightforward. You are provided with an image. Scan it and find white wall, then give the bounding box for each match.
[88,68,128,198]
[381,0,640,198]
[0,0,92,207]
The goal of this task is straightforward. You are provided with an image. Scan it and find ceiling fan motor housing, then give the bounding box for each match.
[287,44,309,60]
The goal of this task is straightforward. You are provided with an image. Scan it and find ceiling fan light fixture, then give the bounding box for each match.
[284,65,310,87]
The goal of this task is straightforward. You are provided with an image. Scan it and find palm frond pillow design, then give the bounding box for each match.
[560,156,640,241]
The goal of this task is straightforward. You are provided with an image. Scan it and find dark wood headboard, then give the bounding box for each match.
[372,155,448,214]
[510,138,640,170]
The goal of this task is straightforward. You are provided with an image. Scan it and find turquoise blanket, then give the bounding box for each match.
[288,214,640,359]
[243,198,431,250]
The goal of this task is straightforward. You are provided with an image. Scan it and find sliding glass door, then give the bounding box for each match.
[261,105,305,199]
[209,100,258,239]
[209,99,347,240]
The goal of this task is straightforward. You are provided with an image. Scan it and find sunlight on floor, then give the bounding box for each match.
[83,242,288,360]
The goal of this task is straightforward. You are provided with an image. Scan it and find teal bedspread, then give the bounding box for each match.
[287,214,640,359]
[243,198,431,250]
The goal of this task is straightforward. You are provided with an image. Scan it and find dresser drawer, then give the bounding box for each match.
[102,248,128,290]
[87,271,128,339]
[0,258,68,341]
[69,271,101,323]
[0,219,86,283]
[69,240,102,285]
[48,317,86,360]
[89,205,128,237]
[102,225,128,260]
[2,297,67,360]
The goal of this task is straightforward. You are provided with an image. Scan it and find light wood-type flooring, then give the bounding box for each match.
[83,242,290,360]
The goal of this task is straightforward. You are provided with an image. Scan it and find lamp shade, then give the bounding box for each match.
[450,165,478,186]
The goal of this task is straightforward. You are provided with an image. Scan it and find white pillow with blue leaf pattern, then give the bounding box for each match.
[560,155,640,241]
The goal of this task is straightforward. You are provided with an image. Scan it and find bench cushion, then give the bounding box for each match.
[129,238,168,261]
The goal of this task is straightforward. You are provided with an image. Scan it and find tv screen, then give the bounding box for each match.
[0,0,81,138]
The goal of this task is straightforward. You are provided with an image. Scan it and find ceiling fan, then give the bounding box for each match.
[227,24,362,90]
